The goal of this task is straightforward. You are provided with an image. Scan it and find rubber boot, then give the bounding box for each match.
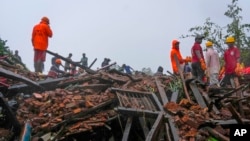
[34,62,39,72]
[36,61,42,73]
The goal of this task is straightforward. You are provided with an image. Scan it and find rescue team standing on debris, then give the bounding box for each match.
[169,35,243,89]
[191,35,206,82]
[205,41,220,87]
[29,16,244,87]
[31,16,53,74]
[170,39,185,75]
[170,39,191,77]
[221,36,241,87]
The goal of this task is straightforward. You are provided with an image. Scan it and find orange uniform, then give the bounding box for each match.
[32,17,53,51]
[31,17,53,73]
[170,40,184,74]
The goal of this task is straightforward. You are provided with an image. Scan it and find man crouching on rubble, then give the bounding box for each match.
[47,59,66,78]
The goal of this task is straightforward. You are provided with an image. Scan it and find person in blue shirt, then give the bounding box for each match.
[122,64,134,75]
[183,61,192,79]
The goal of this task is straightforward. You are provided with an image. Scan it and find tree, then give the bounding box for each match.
[0,37,9,56]
[0,37,29,70]
[181,0,250,66]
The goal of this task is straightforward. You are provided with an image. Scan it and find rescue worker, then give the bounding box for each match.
[183,61,192,79]
[64,53,72,72]
[154,66,164,76]
[205,41,220,87]
[170,39,188,75]
[122,64,134,75]
[221,36,241,87]
[51,53,58,66]
[101,58,111,70]
[191,35,206,82]
[14,50,22,63]
[80,53,88,67]
[47,59,65,78]
[31,16,53,73]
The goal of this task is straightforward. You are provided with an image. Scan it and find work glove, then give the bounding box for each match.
[184,56,191,63]
[200,59,206,71]
[187,56,192,62]
[219,66,225,80]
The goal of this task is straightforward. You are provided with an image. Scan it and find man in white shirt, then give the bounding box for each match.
[205,41,220,87]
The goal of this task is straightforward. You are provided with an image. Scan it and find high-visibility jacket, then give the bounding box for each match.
[170,40,184,74]
[32,21,53,51]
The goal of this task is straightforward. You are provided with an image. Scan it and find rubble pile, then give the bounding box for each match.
[1,57,250,141]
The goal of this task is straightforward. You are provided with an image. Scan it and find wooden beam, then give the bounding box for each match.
[189,81,207,108]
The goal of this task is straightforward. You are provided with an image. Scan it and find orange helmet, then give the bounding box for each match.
[41,16,50,24]
[55,59,61,64]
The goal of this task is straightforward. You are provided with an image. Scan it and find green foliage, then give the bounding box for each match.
[181,0,250,66]
[0,38,9,56]
[0,37,29,70]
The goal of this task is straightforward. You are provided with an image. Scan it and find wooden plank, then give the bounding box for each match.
[166,116,179,141]
[225,102,244,124]
[204,119,250,125]
[116,107,160,118]
[146,112,164,141]
[122,117,133,141]
[170,90,179,102]
[139,117,150,138]
[173,54,191,101]
[231,77,245,117]
[0,68,44,90]
[189,81,207,108]
[164,123,173,141]
[204,127,229,141]
[202,92,220,114]
[154,77,169,104]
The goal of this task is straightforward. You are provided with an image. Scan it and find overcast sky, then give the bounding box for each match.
[0,0,249,74]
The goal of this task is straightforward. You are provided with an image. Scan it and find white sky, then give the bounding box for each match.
[0,0,249,74]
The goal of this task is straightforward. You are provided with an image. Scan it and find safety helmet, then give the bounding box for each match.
[205,41,213,47]
[225,36,235,43]
[41,16,50,24]
[55,59,62,64]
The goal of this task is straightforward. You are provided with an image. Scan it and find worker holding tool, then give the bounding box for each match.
[191,34,206,82]
[170,39,191,75]
[31,16,53,74]
[205,41,220,87]
[47,59,66,78]
[221,36,241,87]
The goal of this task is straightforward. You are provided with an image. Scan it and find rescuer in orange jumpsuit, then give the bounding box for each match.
[31,16,53,73]
[170,39,191,75]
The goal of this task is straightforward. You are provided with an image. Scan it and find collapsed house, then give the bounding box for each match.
[0,51,250,141]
